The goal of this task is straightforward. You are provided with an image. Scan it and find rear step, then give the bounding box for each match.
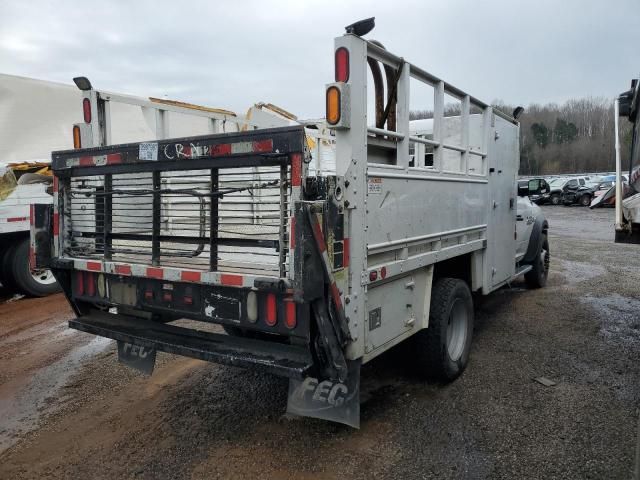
[69,312,314,379]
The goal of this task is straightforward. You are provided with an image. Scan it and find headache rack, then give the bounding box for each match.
[51,126,306,280]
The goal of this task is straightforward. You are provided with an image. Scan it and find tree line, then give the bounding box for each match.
[410,97,632,176]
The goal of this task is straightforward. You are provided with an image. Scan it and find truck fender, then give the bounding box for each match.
[523,216,549,264]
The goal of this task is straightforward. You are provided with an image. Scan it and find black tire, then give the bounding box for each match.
[10,237,60,297]
[579,194,591,207]
[1,242,19,292]
[0,243,8,288]
[525,233,549,289]
[550,194,561,205]
[409,278,474,381]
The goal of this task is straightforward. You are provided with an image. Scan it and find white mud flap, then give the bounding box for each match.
[286,359,361,428]
[117,341,157,375]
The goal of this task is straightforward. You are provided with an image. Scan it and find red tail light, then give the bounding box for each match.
[162,292,172,302]
[144,290,153,300]
[265,293,277,326]
[284,300,296,329]
[183,296,193,305]
[76,271,84,296]
[335,47,349,82]
[86,273,96,296]
[82,98,91,123]
[369,271,378,282]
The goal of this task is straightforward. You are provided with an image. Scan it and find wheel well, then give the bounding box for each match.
[0,232,28,250]
[433,254,471,286]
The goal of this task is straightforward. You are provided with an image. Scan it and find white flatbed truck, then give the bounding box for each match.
[35,19,549,427]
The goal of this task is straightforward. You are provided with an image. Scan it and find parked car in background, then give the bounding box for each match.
[545,177,566,205]
[591,181,627,208]
[561,178,597,206]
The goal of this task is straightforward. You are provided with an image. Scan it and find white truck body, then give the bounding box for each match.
[42,25,548,427]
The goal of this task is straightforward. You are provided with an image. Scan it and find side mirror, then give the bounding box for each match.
[527,179,542,195]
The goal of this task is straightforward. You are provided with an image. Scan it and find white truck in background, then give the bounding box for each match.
[35,19,550,427]
[0,74,83,296]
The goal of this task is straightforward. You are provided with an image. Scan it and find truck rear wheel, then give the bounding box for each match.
[10,238,60,297]
[1,242,19,292]
[409,278,474,381]
[525,233,549,288]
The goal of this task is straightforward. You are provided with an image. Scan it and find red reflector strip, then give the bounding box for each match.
[211,144,232,156]
[115,264,131,276]
[290,153,302,187]
[252,139,273,152]
[29,246,35,270]
[106,153,122,164]
[86,261,102,271]
[147,267,164,279]
[284,300,296,329]
[79,156,93,166]
[7,217,28,222]
[289,216,296,249]
[53,175,59,193]
[181,270,202,282]
[220,274,243,286]
[52,213,60,235]
[265,293,277,326]
[343,238,350,267]
[76,271,84,296]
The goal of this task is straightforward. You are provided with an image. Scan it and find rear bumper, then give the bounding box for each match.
[69,311,314,379]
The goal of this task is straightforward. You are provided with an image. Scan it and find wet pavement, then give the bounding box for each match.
[0,205,639,479]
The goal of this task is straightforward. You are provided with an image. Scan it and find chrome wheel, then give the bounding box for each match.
[30,268,56,286]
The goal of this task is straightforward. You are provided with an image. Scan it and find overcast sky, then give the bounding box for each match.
[1,0,639,118]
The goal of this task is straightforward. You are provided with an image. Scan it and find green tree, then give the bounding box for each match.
[531,122,550,148]
[554,118,578,144]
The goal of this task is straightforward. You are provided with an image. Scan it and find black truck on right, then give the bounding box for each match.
[614,78,640,243]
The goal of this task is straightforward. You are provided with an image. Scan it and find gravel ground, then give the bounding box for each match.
[0,206,639,479]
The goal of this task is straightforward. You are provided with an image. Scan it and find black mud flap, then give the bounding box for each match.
[286,359,361,428]
[117,341,157,375]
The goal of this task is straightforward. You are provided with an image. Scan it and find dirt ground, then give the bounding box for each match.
[1,206,639,479]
